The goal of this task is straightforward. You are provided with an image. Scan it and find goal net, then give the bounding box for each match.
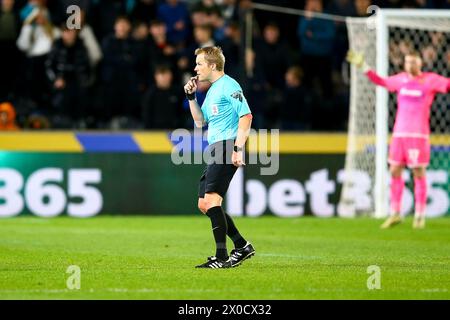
[340,9,450,218]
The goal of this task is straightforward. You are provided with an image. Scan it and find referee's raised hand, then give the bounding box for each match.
[184,76,198,100]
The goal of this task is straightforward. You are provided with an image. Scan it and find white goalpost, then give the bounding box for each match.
[341,9,450,218]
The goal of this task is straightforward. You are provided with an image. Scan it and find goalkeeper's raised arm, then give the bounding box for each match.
[347,50,450,93]
[346,50,399,91]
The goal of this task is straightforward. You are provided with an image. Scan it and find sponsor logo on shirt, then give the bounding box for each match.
[399,88,423,97]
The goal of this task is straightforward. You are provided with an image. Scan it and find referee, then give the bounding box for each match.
[184,46,255,269]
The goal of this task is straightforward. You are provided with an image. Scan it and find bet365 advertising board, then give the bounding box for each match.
[0,132,448,217]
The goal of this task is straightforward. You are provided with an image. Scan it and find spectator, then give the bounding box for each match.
[398,39,414,56]
[218,21,241,80]
[24,112,50,129]
[253,22,292,127]
[389,40,403,69]
[190,7,209,27]
[298,0,335,98]
[254,22,291,90]
[191,0,222,19]
[16,5,59,111]
[101,16,140,123]
[132,20,152,92]
[142,65,184,129]
[45,25,91,128]
[178,24,215,74]
[421,45,438,70]
[0,0,19,38]
[148,19,178,82]
[430,31,445,53]
[157,0,190,48]
[0,0,20,101]
[281,66,311,131]
[389,39,415,71]
[90,0,128,42]
[209,10,227,42]
[0,101,20,130]
[252,0,293,42]
[17,5,58,55]
[244,66,268,130]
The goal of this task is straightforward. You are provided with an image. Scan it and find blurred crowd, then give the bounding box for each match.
[0,0,449,131]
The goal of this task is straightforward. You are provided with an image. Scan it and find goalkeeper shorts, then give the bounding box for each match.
[388,136,430,168]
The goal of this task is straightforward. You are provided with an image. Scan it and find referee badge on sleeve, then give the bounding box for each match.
[231,91,243,102]
[211,104,219,116]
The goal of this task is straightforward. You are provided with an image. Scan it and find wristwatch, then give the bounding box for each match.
[185,91,196,100]
[233,145,243,152]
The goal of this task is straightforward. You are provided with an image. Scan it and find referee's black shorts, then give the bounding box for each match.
[198,139,238,198]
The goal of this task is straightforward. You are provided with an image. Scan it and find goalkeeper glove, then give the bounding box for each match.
[346,50,370,72]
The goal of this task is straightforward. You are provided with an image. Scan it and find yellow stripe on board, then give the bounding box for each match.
[280,134,348,153]
[428,135,450,145]
[0,132,83,152]
[0,132,448,153]
[132,132,173,153]
[248,133,450,154]
[248,133,348,154]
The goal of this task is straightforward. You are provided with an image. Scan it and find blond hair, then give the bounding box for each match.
[195,46,225,71]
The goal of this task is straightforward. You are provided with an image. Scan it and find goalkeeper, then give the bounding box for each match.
[347,50,450,229]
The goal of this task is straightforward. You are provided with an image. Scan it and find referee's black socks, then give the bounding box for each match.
[206,206,228,260]
[223,212,247,249]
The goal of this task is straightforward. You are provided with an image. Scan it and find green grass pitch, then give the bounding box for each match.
[0,216,449,299]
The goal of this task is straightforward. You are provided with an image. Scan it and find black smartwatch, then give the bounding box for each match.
[233,145,243,152]
[185,91,196,101]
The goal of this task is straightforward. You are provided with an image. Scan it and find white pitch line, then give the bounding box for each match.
[305,288,449,293]
[258,253,322,259]
[0,288,220,294]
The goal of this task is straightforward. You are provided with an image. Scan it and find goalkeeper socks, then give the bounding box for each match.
[206,206,228,260]
[224,212,247,249]
[414,176,427,217]
[390,176,404,215]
